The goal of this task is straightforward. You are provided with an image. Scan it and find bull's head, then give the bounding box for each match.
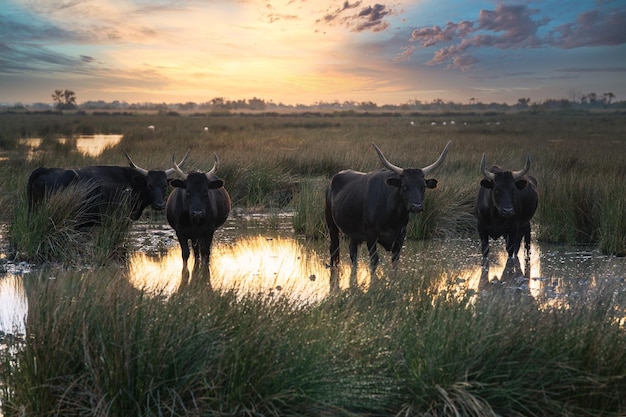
[372,141,451,213]
[170,153,224,221]
[480,154,531,218]
[125,149,190,211]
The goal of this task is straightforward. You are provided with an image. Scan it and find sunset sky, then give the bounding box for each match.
[1,0,625,106]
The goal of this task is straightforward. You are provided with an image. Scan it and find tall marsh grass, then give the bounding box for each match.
[1,111,625,254]
[1,266,625,416]
[9,182,134,265]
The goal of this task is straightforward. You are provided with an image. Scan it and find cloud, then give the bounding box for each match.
[317,2,395,32]
[550,8,626,48]
[398,3,626,70]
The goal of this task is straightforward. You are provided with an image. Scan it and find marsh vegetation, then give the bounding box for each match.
[1,110,625,416]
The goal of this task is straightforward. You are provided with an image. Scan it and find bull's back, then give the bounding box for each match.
[27,167,78,210]
[326,171,368,234]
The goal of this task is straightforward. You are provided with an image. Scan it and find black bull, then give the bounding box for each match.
[27,150,189,223]
[325,141,451,273]
[166,154,231,271]
[476,154,538,265]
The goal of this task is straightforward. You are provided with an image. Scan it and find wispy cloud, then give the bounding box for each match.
[398,4,626,70]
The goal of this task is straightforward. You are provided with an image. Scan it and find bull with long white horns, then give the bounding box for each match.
[325,141,451,276]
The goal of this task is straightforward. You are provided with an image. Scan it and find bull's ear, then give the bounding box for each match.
[386,177,401,187]
[480,179,494,189]
[209,179,224,189]
[515,179,528,190]
[425,178,438,189]
[170,179,186,189]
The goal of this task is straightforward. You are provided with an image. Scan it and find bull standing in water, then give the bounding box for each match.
[325,141,451,279]
[476,154,538,270]
[166,154,231,280]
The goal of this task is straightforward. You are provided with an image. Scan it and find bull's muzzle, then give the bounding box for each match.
[152,201,165,210]
[500,207,515,217]
[191,209,205,219]
[409,203,424,213]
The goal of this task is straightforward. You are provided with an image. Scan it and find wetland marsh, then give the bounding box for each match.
[1,111,625,416]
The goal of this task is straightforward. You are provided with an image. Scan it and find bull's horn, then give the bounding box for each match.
[421,141,451,177]
[512,155,531,180]
[165,148,191,176]
[125,152,149,176]
[172,155,187,180]
[206,153,219,177]
[480,154,496,180]
[371,143,403,175]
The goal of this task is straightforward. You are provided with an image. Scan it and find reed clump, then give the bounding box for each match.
[9,182,134,266]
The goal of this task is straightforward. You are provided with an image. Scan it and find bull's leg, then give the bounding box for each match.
[199,232,215,267]
[329,229,340,268]
[523,223,532,261]
[325,203,341,268]
[366,239,380,275]
[177,234,191,272]
[391,229,406,271]
[506,229,524,260]
[478,227,490,267]
[349,239,361,288]
[192,239,201,262]
[349,239,361,268]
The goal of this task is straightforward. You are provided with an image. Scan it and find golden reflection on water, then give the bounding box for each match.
[20,134,123,158]
[128,236,373,302]
[429,241,548,304]
[0,274,27,334]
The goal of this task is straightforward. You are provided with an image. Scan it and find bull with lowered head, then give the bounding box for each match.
[166,153,231,273]
[325,141,451,275]
[26,150,190,225]
[476,154,538,266]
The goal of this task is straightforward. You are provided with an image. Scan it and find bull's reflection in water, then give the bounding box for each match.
[128,236,369,302]
[128,235,556,305]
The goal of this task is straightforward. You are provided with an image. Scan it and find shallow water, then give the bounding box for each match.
[1,214,625,334]
[19,134,123,158]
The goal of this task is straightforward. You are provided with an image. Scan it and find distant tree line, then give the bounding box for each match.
[2,89,624,113]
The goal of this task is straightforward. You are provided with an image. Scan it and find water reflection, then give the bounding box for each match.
[0,274,27,335]
[128,235,372,302]
[20,134,123,158]
[2,231,625,334]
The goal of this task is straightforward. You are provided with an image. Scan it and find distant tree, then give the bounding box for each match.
[517,97,531,108]
[210,97,226,109]
[247,97,266,111]
[51,89,77,110]
[603,92,615,105]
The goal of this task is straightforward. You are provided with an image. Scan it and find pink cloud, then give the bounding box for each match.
[399,3,625,70]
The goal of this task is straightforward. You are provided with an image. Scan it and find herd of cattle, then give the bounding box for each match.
[26,142,538,276]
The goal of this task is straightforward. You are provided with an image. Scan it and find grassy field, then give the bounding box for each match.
[1,110,626,416]
[2,109,625,255]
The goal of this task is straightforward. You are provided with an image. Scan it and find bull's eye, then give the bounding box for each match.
[186,191,191,198]
[402,185,409,192]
